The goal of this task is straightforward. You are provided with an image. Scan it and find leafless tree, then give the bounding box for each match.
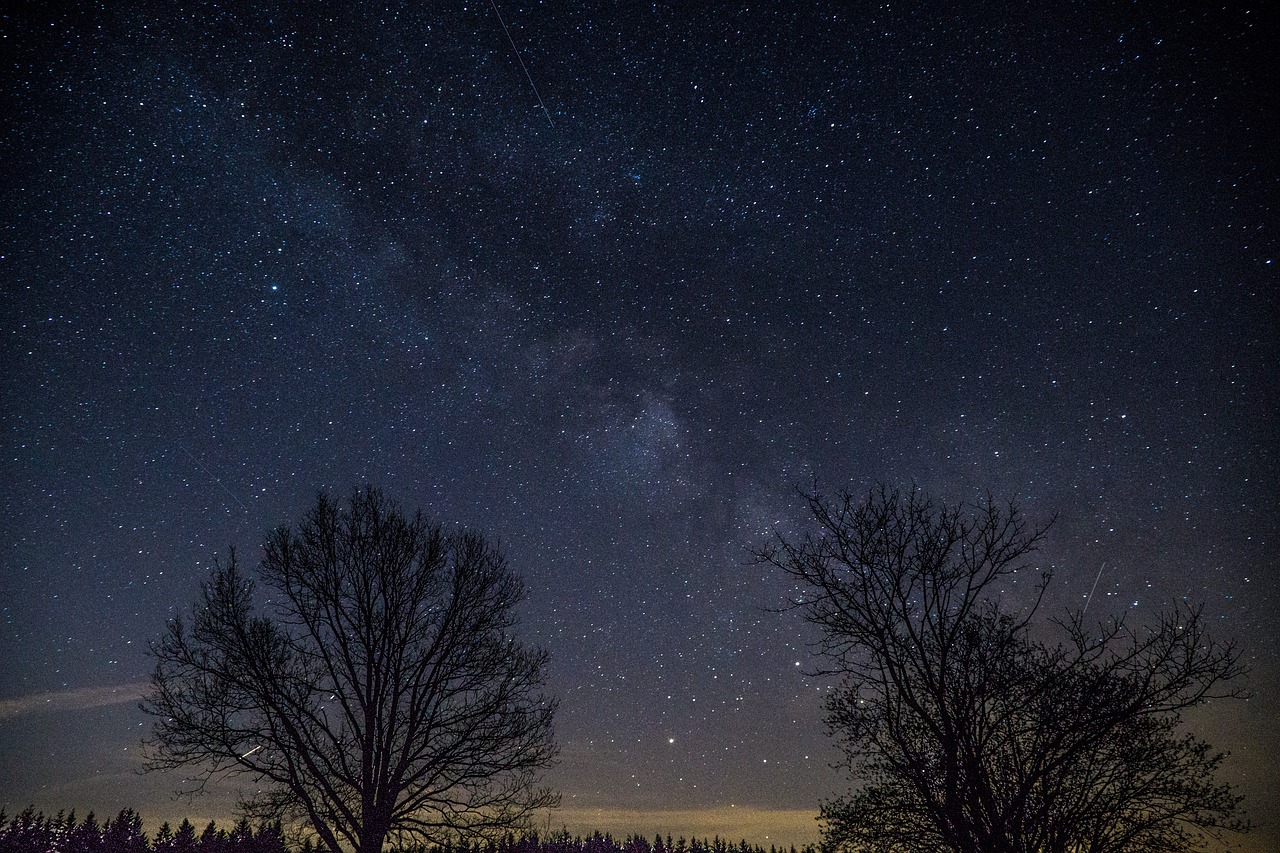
[144,488,558,853]
[760,484,1251,853]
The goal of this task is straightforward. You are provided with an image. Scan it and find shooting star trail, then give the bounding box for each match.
[1082,562,1106,615]
[490,0,555,128]
[177,442,249,511]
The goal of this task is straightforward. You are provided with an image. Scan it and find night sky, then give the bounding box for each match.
[2,1,1276,848]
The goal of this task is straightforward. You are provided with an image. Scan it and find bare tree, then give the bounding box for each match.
[760,484,1251,853]
[144,488,558,853]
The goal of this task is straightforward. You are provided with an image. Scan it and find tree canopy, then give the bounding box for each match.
[761,484,1251,853]
[144,488,558,853]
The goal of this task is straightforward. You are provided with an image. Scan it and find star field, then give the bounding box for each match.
[2,2,1276,847]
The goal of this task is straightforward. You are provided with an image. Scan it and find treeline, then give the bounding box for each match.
[0,809,816,853]
[393,831,815,853]
[0,807,285,852]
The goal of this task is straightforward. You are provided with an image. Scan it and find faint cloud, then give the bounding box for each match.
[0,682,149,720]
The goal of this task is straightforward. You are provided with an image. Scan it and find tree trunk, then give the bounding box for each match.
[358,823,387,853]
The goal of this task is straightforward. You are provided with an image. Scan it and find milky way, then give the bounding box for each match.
[2,2,1275,847]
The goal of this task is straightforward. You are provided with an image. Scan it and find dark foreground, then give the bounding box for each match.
[0,807,817,853]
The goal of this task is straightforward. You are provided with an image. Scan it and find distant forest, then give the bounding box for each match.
[0,807,813,853]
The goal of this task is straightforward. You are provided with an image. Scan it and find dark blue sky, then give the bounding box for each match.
[2,1,1275,846]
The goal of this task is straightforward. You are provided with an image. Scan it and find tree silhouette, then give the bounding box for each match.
[760,484,1251,853]
[67,812,102,853]
[170,819,197,852]
[144,488,559,853]
[0,808,292,853]
[100,809,147,852]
